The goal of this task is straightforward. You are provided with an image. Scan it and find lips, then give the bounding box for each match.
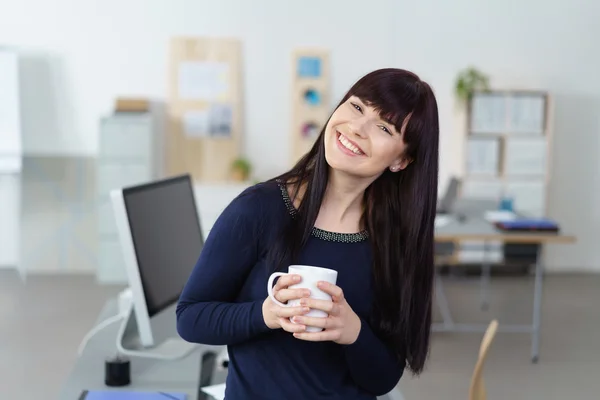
[336,131,366,156]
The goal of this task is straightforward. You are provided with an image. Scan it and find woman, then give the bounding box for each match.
[176,68,439,400]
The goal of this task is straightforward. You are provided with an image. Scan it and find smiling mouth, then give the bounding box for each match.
[336,131,365,156]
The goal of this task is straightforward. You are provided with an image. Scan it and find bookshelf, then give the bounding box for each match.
[462,90,553,218]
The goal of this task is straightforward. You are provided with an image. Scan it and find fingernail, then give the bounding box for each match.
[304,290,311,297]
[300,299,307,306]
[292,317,302,323]
[302,307,310,312]
[293,275,301,281]
[317,281,325,287]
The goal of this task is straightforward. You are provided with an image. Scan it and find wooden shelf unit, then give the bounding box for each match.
[462,89,553,218]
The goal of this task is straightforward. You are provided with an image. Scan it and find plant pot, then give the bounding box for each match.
[231,168,248,182]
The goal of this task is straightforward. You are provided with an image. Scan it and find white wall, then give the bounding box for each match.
[1,0,598,271]
[0,0,395,165]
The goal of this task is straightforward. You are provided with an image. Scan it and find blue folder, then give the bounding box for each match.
[79,390,187,400]
[495,218,559,232]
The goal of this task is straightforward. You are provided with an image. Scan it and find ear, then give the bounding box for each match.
[389,157,412,172]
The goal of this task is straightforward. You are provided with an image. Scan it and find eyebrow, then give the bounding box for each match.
[381,116,395,126]
[354,97,396,128]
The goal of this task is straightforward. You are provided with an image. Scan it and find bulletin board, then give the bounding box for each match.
[166,37,242,182]
[290,49,331,165]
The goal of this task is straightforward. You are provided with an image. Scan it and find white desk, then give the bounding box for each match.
[60,300,226,400]
[434,199,576,363]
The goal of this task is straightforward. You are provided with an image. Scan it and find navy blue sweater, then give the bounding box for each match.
[176,181,404,399]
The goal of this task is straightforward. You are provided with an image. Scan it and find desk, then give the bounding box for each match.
[61,299,404,400]
[60,300,227,400]
[434,200,576,363]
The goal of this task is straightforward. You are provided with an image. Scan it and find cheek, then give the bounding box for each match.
[372,137,404,163]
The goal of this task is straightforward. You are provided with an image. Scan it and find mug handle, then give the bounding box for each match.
[267,272,289,307]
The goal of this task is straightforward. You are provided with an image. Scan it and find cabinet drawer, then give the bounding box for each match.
[97,163,151,197]
[99,118,153,160]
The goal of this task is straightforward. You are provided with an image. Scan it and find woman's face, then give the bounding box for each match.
[324,96,410,179]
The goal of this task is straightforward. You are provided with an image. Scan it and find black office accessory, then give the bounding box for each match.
[105,354,131,387]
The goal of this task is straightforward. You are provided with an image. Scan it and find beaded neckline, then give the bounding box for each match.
[276,180,369,243]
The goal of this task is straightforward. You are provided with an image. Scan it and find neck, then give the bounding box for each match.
[318,169,374,230]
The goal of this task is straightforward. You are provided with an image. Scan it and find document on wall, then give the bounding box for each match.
[182,110,210,138]
[182,105,233,139]
[504,137,546,176]
[470,93,507,134]
[508,94,546,135]
[178,61,230,101]
[466,137,500,175]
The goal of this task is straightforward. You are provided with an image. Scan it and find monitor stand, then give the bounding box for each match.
[116,304,198,360]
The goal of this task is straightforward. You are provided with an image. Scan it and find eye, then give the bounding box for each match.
[350,102,362,113]
[379,125,392,135]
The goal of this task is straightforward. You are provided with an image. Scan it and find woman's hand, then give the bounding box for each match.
[262,274,311,332]
[291,281,362,345]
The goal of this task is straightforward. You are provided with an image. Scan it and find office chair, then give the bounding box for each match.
[469,319,499,400]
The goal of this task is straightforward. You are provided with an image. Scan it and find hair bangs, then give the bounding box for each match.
[347,69,422,138]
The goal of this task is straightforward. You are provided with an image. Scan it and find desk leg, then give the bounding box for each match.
[480,241,491,311]
[531,248,544,363]
[435,272,454,328]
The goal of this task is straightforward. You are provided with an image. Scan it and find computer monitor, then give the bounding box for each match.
[437,176,461,214]
[110,174,203,360]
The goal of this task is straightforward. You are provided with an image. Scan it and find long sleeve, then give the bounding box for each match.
[176,189,272,346]
[342,317,405,396]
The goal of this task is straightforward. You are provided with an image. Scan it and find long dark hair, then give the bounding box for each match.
[267,68,439,375]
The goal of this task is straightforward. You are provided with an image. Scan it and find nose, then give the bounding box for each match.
[348,117,369,138]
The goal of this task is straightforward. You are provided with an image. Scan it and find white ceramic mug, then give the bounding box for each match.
[267,265,338,332]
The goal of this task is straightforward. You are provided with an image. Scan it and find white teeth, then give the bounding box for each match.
[338,134,363,155]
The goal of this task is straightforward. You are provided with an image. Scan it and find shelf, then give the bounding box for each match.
[463,90,552,217]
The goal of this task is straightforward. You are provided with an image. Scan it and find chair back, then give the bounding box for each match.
[468,319,499,400]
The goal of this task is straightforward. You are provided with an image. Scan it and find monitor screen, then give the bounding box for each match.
[123,175,203,317]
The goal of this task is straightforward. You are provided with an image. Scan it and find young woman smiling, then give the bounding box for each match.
[177,68,439,400]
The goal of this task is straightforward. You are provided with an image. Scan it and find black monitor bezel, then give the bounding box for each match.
[122,174,203,318]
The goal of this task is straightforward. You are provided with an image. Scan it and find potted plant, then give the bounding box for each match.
[455,67,490,103]
[230,157,252,182]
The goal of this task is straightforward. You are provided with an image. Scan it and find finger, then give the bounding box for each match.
[299,298,339,315]
[276,306,311,319]
[279,317,306,333]
[317,281,344,300]
[276,288,311,303]
[274,274,302,291]
[291,315,338,330]
[293,329,341,342]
